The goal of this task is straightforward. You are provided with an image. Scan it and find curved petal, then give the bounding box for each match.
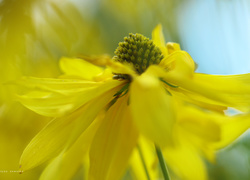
[165,72,250,111]
[106,59,137,77]
[89,96,139,180]
[59,57,104,80]
[15,78,123,117]
[170,88,227,113]
[177,105,221,143]
[77,54,111,66]
[166,42,181,54]
[163,142,208,180]
[130,71,175,147]
[160,51,195,78]
[13,76,99,94]
[152,24,168,57]
[193,73,250,94]
[176,104,250,161]
[175,104,221,162]
[39,118,101,180]
[212,113,250,149]
[130,136,159,180]
[19,86,120,171]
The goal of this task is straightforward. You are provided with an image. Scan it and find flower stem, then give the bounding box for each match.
[155,145,171,180]
[137,144,151,180]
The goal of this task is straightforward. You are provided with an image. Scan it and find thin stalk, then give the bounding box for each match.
[137,144,151,180]
[155,145,171,180]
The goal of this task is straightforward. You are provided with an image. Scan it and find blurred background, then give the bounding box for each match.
[0,0,250,179]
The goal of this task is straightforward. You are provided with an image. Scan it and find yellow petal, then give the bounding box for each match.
[130,71,175,147]
[193,73,250,94]
[39,117,101,180]
[176,104,250,162]
[169,90,225,114]
[106,59,137,78]
[19,86,120,171]
[15,78,123,117]
[177,105,221,143]
[13,76,99,95]
[93,68,113,82]
[166,72,250,111]
[89,96,139,180]
[152,24,168,57]
[77,54,111,67]
[174,104,221,162]
[170,87,227,113]
[163,142,208,180]
[129,150,149,180]
[39,152,65,180]
[59,57,104,80]
[160,51,195,78]
[212,113,250,149]
[166,42,181,54]
[130,136,159,180]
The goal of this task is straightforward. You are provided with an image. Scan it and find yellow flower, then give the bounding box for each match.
[15,25,250,180]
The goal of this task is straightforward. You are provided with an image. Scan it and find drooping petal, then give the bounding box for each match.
[130,71,175,147]
[174,104,222,162]
[211,113,250,149]
[176,103,250,162]
[170,87,227,113]
[129,136,159,180]
[165,72,250,111]
[15,78,123,117]
[89,96,139,180]
[193,73,250,95]
[152,24,168,57]
[15,76,98,95]
[177,105,221,143]
[19,85,121,171]
[39,117,101,180]
[39,152,65,180]
[129,150,149,180]
[163,141,208,180]
[59,57,104,80]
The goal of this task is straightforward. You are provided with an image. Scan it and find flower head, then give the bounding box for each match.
[14,24,250,180]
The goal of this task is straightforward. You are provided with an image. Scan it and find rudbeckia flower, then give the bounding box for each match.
[14,25,250,180]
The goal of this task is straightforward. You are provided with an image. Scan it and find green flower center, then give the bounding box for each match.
[113,33,164,74]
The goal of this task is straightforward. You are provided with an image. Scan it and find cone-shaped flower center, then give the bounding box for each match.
[113,33,164,74]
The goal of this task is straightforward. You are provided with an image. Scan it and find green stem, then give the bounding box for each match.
[155,145,171,180]
[137,144,151,180]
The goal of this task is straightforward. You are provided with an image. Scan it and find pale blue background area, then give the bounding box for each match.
[176,0,250,75]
